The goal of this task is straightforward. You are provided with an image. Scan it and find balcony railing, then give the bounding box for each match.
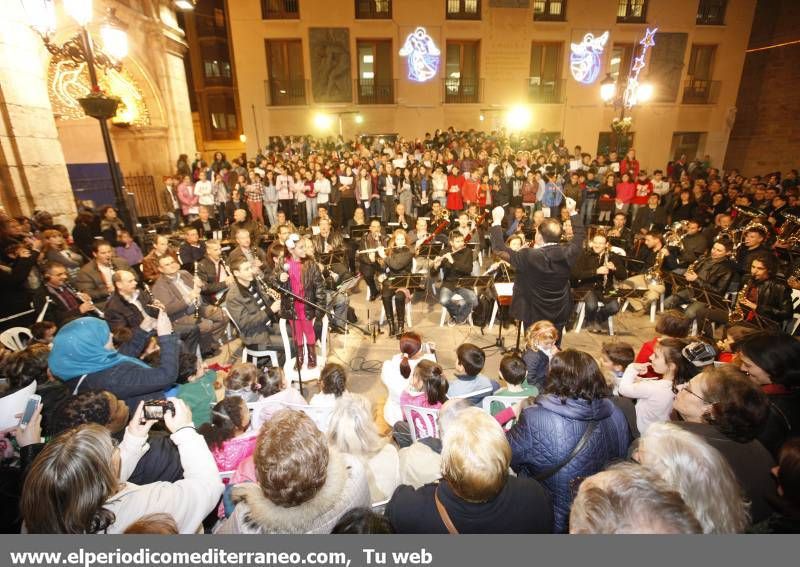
[682,78,720,104]
[446,0,481,20]
[261,0,300,19]
[443,77,483,104]
[696,0,727,25]
[356,79,396,104]
[194,14,227,38]
[265,78,307,106]
[527,79,565,103]
[355,0,392,19]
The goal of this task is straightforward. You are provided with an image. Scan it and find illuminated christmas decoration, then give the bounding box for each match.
[399,27,440,83]
[48,59,149,126]
[624,27,658,108]
[569,31,609,85]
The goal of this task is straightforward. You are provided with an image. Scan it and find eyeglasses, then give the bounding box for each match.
[679,383,707,403]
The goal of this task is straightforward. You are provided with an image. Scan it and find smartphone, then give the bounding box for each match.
[19,394,41,430]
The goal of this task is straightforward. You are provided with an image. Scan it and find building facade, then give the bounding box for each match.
[228,0,756,171]
[1,0,195,224]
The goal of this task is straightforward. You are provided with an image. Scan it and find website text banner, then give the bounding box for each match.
[1,535,793,567]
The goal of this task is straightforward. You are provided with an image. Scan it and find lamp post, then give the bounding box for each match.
[600,73,653,156]
[21,0,137,234]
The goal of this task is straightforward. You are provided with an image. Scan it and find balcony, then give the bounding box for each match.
[265,79,307,106]
[696,0,727,25]
[443,77,483,104]
[616,0,647,23]
[356,79,396,105]
[533,0,567,21]
[261,0,300,19]
[446,0,481,20]
[355,0,392,19]
[682,78,720,104]
[527,79,565,103]
[194,14,227,39]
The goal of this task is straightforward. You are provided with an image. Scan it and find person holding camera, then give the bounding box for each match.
[20,399,224,533]
[48,313,179,412]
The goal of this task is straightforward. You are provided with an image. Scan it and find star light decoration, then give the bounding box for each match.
[624,27,658,108]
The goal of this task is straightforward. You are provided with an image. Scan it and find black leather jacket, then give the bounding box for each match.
[692,257,735,296]
[746,277,794,323]
[271,259,326,320]
[571,250,628,294]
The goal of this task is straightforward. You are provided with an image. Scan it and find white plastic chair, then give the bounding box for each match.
[438,294,474,327]
[402,405,440,442]
[0,327,31,352]
[279,316,329,384]
[572,301,615,336]
[481,395,527,413]
[222,307,280,366]
[280,401,334,432]
[379,300,413,327]
[790,289,800,334]
[448,386,494,400]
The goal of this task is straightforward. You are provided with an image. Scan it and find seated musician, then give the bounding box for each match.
[571,233,628,334]
[631,194,667,239]
[391,203,414,231]
[311,204,335,229]
[190,206,221,240]
[344,206,368,238]
[357,218,386,299]
[663,239,735,329]
[378,229,414,337]
[312,217,351,283]
[606,212,634,254]
[38,261,98,326]
[151,255,227,357]
[454,212,474,241]
[484,234,522,280]
[505,206,530,239]
[275,223,291,247]
[678,219,710,267]
[74,239,136,311]
[267,210,297,236]
[302,236,350,335]
[408,217,430,247]
[734,223,770,277]
[177,227,206,271]
[434,231,477,325]
[430,201,448,225]
[223,256,282,355]
[196,239,231,306]
[228,208,259,241]
[703,252,793,331]
[228,227,267,275]
[141,234,178,284]
[619,231,679,313]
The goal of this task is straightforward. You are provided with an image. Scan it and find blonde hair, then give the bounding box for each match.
[327,393,385,458]
[639,422,750,533]
[440,407,511,503]
[526,320,559,350]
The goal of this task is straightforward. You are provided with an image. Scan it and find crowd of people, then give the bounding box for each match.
[0,127,798,534]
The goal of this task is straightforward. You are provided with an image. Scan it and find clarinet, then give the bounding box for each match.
[193,261,201,321]
[602,243,610,290]
[214,258,232,306]
[64,282,104,317]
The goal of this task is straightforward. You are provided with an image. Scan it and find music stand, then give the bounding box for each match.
[483,281,514,353]
[415,242,444,260]
[318,250,347,269]
[386,274,428,292]
[348,226,370,241]
[456,275,496,291]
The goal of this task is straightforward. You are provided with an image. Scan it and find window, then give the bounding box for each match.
[261,0,299,19]
[670,132,704,161]
[609,43,634,84]
[355,0,391,19]
[528,42,563,103]
[533,0,566,21]
[445,41,481,103]
[357,39,394,104]
[446,0,480,20]
[201,44,232,83]
[616,0,647,23]
[683,45,717,104]
[265,39,306,106]
[208,94,237,138]
[195,10,227,38]
[696,0,726,25]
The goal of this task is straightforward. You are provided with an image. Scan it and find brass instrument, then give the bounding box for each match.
[644,247,667,287]
[732,220,770,258]
[729,280,754,324]
[776,211,800,248]
[685,252,708,278]
[664,221,688,250]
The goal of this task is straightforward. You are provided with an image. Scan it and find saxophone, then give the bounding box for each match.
[729,280,752,323]
[645,247,667,286]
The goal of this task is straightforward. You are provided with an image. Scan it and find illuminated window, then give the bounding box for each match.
[533,0,566,21]
[208,94,237,139]
[617,0,647,23]
[446,0,480,20]
[445,41,480,103]
[683,45,717,104]
[357,39,394,104]
[355,0,391,19]
[529,42,563,103]
[609,43,634,84]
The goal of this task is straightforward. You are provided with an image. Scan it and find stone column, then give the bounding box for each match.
[0,3,76,227]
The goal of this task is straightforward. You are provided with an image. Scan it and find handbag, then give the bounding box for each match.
[534,421,597,482]
[434,485,459,534]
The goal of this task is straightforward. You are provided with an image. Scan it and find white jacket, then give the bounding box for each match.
[103,427,224,533]
[381,352,437,426]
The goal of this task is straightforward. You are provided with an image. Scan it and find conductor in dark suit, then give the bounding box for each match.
[489,197,584,337]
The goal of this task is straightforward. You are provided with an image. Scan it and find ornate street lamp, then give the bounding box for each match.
[600,73,654,155]
[20,0,138,233]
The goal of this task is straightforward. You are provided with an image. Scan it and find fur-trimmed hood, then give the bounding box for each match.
[216,449,370,534]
